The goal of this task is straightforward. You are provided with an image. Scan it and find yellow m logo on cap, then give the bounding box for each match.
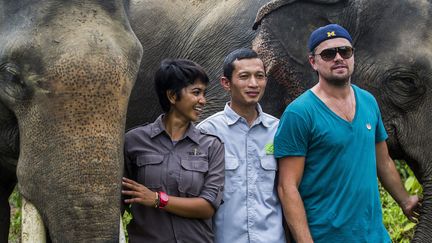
[327,31,336,37]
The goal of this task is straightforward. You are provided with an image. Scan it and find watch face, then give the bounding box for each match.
[160,193,169,201]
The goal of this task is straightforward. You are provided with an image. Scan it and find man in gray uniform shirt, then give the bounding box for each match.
[198,48,286,243]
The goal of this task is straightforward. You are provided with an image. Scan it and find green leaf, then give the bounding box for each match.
[403,222,416,232]
[405,177,415,191]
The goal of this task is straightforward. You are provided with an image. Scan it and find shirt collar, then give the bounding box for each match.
[223,102,271,128]
[150,114,200,144]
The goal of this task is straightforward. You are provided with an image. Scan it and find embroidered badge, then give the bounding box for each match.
[366,123,372,130]
[327,31,336,37]
[265,143,274,155]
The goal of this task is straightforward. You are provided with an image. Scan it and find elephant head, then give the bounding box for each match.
[253,0,432,241]
[0,0,142,241]
[126,0,273,127]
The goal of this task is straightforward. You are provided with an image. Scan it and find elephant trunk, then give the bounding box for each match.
[0,0,142,241]
[14,40,141,242]
[16,81,130,241]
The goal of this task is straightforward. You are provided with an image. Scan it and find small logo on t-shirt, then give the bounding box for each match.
[265,143,274,155]
[366,123,372,130]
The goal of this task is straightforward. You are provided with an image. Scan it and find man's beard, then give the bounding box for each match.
[326,75,350,87]
[322,67,352,87]
[322,61,353,87]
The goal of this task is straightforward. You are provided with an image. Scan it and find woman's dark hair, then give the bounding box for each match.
[223,48,263,80]
[154,58,209,112]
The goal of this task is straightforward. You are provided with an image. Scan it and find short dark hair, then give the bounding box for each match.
[154,58,209,112]
[223,48,263,80]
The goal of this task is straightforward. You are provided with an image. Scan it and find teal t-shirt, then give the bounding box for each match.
[274,85,391,242]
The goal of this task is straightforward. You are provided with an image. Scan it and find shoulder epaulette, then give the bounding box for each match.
[125,122,150,133]
[198,128,223,143]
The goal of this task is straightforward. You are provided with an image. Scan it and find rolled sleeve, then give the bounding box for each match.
[199,138,225,209]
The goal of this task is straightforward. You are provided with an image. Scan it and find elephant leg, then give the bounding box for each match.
[0,180,16,242]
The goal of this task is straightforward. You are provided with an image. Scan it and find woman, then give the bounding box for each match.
[122,59,225,242]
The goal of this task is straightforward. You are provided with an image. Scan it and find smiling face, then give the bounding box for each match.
[222,57,267,111]
[169,79,207,122]
[309,38,354,86]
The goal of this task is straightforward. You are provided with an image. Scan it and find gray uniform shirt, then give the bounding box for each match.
[197,103,286,243]
[124,115,225,243]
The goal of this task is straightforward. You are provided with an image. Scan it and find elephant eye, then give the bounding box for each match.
[0,63,30,102]
[3,64,22,84]
[0,63,22,84]
[383,69,426,112]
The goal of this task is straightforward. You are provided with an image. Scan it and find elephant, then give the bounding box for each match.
[0,0,142,242]
[252,0,432,241]
[125,0,273,127]
[2,0,432,242]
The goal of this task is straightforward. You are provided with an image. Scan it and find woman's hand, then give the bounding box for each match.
[122,177,157,207]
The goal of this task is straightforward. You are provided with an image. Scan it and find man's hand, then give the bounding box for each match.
[400,195,421,223]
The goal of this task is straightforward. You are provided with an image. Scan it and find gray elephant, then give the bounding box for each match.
[252,0,431,241]
[126,0,273,127]
[0,0,142,242]
[2,0,431,242]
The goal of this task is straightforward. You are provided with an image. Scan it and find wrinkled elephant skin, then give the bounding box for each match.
[0,0,142,242]
[126,0,272,127]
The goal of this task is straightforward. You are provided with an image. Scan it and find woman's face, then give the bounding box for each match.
[171,79,207,122]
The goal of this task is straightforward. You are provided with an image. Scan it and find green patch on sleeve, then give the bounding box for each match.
[265,143,274,155]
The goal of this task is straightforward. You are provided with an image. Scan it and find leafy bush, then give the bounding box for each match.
[8,188,21,243]
[122,210,132,241]
[380,160,422,242]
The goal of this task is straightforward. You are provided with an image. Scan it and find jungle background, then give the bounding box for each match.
[8,160,422,242]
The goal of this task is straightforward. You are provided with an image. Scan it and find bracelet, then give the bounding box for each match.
[154,192,159,208]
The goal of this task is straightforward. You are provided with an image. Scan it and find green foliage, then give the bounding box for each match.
[380,160,422,243]
[122,210,132,242]
[8,187,21,243]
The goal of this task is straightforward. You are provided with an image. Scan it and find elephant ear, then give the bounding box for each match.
[253,0,346,30]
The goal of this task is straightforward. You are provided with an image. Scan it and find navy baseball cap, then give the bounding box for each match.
[308,24,353,52]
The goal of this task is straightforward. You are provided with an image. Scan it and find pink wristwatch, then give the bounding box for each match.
[157,191,169,208]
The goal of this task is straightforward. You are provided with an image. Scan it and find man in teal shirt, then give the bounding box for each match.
[275,24,419,242]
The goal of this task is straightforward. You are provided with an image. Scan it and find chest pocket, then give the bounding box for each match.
[224,157,241,193]
[136,154,164,189]
[257,155,277,192]
[179,156,209,196]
